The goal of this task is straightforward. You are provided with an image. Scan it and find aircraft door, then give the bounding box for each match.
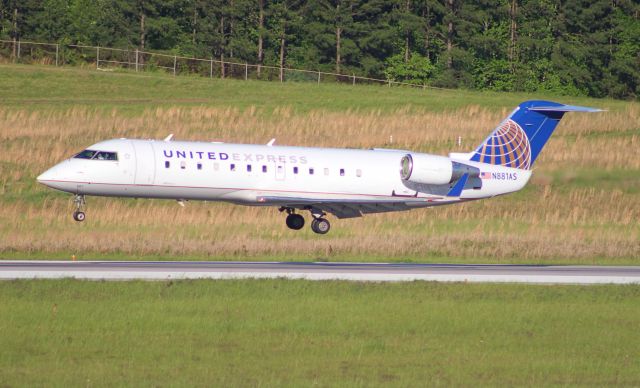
[133,141,156,185]
[275,162,286,181]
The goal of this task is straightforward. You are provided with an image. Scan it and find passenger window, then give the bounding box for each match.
[293,166,298,174]
[356,169,362,177]
[309,168,314,175]
[165,161,170,168]
[180,161,186,169]
[262,165,267,173]
[340,168,345,176]
[324,168,329,176]
[197,163,202,170]
[247,165,252,172]
[230,163,236,171]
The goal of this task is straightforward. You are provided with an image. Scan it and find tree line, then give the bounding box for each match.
[1,0,638,99]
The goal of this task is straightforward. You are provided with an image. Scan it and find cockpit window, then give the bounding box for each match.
[74,149,98,159]
[94,151,118,161]
[73,150,118,161]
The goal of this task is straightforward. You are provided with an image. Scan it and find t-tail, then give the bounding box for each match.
[469,100,601,169]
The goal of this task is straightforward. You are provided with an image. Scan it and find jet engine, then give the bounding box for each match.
[400,154,479,185]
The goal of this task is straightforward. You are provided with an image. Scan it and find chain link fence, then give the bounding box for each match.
[0,39,443,90]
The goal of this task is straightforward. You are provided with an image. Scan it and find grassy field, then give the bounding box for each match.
[1,63,632,114]
[0,279,639,386]
[1,65,639,386]
[0,64,638,263]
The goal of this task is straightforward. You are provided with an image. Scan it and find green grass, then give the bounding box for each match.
[0,64,629,114]
[545,168,640,194]
[0,279,638,386]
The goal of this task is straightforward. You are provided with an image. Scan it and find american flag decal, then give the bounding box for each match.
[480,172,492,179]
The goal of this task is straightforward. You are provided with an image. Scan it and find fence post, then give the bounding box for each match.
[352,73,355,86]
[245,63,248,80]
[210,58,213,78]
[55,44,59,66]
[388,79,391,87]
[135,49,138,72]
[96,46,100,69]
[17,40,20,61]
[317,72,321,85]
[173,55,177,76]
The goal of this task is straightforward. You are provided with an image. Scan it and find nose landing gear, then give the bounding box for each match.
[72,194,86,222]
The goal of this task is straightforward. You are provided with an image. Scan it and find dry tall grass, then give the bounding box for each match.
[1,103,638,168]
[0,105,638,261]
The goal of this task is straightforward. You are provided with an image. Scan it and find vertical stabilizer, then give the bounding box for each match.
[469,100,601,169]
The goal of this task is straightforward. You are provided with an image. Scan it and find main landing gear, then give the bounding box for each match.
[310,217,331,234]
[285,213,305,230]
[281,207,331,234]
[72,194,86,222]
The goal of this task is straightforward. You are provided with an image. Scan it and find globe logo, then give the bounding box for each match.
[475,119,531,170]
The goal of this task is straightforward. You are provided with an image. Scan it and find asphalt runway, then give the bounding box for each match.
[1,260,640,284]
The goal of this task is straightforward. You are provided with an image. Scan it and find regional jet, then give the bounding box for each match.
[37,100,599,234]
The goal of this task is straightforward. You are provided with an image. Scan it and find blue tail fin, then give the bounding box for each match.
[469,100,600,170]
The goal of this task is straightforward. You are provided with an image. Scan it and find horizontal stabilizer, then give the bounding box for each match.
[528,104,603,113]
[447,174,469,197]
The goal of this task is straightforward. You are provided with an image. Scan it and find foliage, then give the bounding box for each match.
[0,0,637,99]
[384,53,435,85]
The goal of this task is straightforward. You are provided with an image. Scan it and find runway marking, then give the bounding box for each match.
[1,261,640,284]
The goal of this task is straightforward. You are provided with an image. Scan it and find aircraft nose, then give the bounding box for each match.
[36,163,67,186]
[36,170,51,183]
[36,162,79,194]
[37,169,53,183]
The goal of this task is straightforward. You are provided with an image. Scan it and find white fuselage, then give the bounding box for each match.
[36,99,597,232]
[37,138,531,209]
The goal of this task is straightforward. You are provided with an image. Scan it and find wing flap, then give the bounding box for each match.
[256,195,430,219]
[322,204,362,219]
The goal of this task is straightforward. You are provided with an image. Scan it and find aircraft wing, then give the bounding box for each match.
[256,195,441,218]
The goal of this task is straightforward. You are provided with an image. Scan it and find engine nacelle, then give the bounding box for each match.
[400,153,479,185]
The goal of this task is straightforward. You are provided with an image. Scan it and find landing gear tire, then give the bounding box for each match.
[311,218,330,234]
[72,194,86,222]
[285,214,305,230]
[73,211,85,222]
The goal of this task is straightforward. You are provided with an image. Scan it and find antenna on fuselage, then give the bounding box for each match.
[164,134,174,142]
[266,138,276,146]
